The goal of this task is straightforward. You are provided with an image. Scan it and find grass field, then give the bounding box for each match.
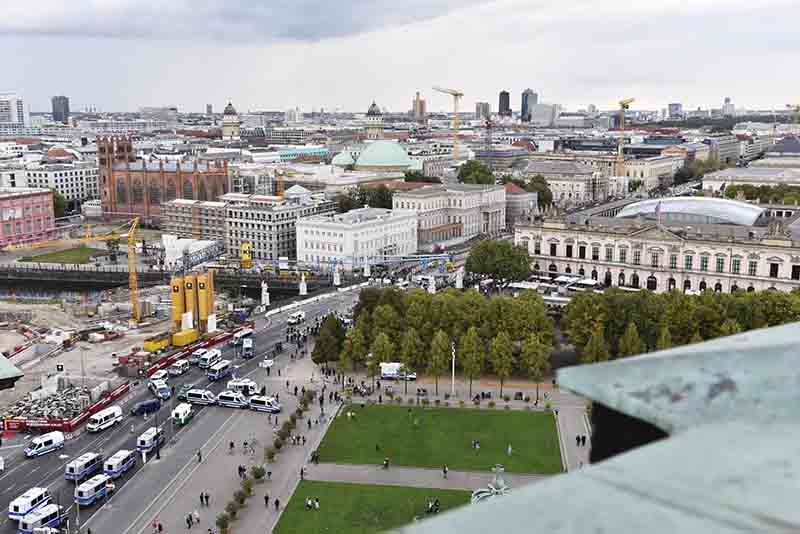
[317,404,562,474]
[19,245,105,264]
[273,481,470,534]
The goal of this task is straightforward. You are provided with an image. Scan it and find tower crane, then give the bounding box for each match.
[433,86,464,161]
[618,98,635,132]
[787,104,800,125]
[616,97,635,176]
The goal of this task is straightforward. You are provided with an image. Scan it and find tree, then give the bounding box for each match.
[398,328,422,395]
[51,189,67,218]
[617,322,646,358]
[458,160,494,185]
[338,338,354,388]
[628,179,644,193]
[311,314,345,364]
[404,170,441,183]
[520,332,551,402]
[465,240,531,289]
[336,192,358,213]
[581,328,610,364]
[655,324,673,351]
[525,174,553,207]
[490,332,513,397]
[371,304,403,346]
[428,330,451,396]
[563,292,608,353]
[689,331,704,344]
[718,318,742,337]
[369,333,393,390]
[347,324,368,370]
[459,327,483,398]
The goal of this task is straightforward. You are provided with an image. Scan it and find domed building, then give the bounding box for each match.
[365,101,384,140]
[222,101,241,141]
[332,140,412,172]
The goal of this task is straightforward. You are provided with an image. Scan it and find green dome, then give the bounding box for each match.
[332,151,355,167]
[355,140,411,169]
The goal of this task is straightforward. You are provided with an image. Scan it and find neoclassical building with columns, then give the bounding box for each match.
[514,197,800,293]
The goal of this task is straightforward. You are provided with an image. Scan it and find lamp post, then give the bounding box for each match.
[450,341,456,397]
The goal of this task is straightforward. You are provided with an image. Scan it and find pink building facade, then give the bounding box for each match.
[0,188,56,247]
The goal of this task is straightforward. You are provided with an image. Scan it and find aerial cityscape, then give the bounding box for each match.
[0,2,798,533]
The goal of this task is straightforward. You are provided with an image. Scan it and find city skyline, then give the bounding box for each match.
[2,0,798,113]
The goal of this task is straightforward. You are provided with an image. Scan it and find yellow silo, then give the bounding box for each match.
[207,269,216,317]
[170,276,185,330]
[184,274,198,329]
[197,273,209,332]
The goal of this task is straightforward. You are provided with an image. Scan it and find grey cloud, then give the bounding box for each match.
[2,0,487,42]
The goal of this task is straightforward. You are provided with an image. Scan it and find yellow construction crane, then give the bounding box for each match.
[433,86,464,161]
[618,98,635,131]
[240,242,253,269]
[127,217,139,323]
[615,98,635,176]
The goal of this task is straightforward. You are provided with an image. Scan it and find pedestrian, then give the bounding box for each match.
[197,449,202,463]
[302,436,306,446]
[443,464,448,478]
[193,509,200,524]
[575,435,581,447]
[204,493,210,507]
[158,522,164,533]
[300,466,304,480]
[267,470,272,480]
[200,492,205,507]
[308,418,312,430]
[265,494,270,507]
[275,498,280,511]
[186,514,192,529]
[507,443,513,457]
[581,435,587,447]
[294,385,298,396]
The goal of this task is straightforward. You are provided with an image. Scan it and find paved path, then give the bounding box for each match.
[305,462,549,492]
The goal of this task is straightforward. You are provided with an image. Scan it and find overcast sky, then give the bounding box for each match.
[3,0,797,114]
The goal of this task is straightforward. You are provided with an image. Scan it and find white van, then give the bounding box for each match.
[198,349,222,369]
[171,403,194,425]
[227,378,259,396]
[168,359,189,377]
[186,389,216,405]
[215,390,248,408]
[8,487,51,521]
[248,395,281,413]
[87,406,122,433]
[380,362,417,381]
[103,449,136,479]
[24,432,65,458]
[288,311,306,325]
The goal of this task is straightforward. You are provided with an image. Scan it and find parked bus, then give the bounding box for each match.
[74,475,111,506]
[230,328,254,346]
[103,449,136,479]
[207,360,232,381]
[65,452,104,482]
[87,406,122,433]
[136,427,164,453]
[18,504,65,534]
[198,349,222,369]
[8,487,51,521]
[227,378,258,396]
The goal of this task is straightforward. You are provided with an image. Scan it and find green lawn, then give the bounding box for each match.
[317,404,562,474]
[273,481,470,534]
[19,245,106,264]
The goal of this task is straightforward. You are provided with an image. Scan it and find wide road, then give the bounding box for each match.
[0,290,359,533]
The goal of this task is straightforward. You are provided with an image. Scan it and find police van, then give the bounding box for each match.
[74,474,111,506]
[171,403,194,425]
[248,395,282,413]
[148,379,171,400]
[103,449,136,479]
[198,349,222,369]
[185,389,216,405]
[207,360,232,381]
[168,359,190,376]
[87,406,123,433]
[227,378,258,396]
[230,328,254,346]
[136,427,164,453]
[189,348,208,366]
[18,503,65,534]
[8,487,51,521]
[24,432,64,458]
[65,452,104,481]
[215,390,248,408]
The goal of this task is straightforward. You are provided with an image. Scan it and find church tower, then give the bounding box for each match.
[365,101,384,140]
[222,101,241,140]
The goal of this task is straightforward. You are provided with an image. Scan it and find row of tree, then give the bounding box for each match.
[723,183,800,205]
[563,288,800,363]
[313,287,554,397]
[501,175,553,207]
[336,185,394,213]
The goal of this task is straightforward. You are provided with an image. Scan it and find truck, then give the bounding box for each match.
[380,362,416,381]
[242,337,254,359]
[288,311,306,325]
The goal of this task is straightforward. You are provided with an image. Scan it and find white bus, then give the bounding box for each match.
[207,360,232,381]
[74,474,111,506]
[65,452,104,481]
[18,504,65,534]
[136,427,164,453]
[87,406,122,433]
[230,328,254,346]
[185,389,216,405]
[198,349,222,369]
[8,487,51,521]
[215,390,248,408]
[227,378,258,396]
[103,449,136,479]
[248,395,281,413]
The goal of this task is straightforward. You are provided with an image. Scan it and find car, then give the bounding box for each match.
[150,369,169,382]
[176,383,197,402]
[259,358,274,369]
[148,379,171,400]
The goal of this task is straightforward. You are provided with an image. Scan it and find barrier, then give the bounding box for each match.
[144,325,244,377]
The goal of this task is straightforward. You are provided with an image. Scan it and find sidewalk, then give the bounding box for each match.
[305,462,548,491]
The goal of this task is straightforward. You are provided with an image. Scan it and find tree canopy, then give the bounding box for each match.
[465,240,531,289]
[501,175,552,207]
[457,160,495,185]
[51,189,67,218]
[404,170,441,183]
[336,185,394,213]
[490,331,514,397]
[428,330,451,396]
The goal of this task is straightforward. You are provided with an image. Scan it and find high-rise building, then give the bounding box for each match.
[51,96,70,124]
[521,89,536,122]
[206,104,213,115]
[0,92,28,125]
[722,97,735,117]
[475,102,491,120]
[668,103,683,119]
[499,90,511,117]
[411,92,427,123]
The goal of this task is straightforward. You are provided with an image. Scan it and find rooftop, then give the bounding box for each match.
[615,197,764,226]
[302,207,412,226]
[523,159,595,176]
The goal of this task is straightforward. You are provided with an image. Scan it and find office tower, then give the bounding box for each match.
[475,102,491,120]
[0,92,28,125]
[411,92,427,123]
[521,88,536,122]
[206,104,213,115]
[499,90,511,117]
[51,95,70,124]
[668,103,683,119]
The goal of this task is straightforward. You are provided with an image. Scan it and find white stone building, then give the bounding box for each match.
[623,155,682,191]
[296,207,418,270]
[703,167,800,193]
[521,160,607,205]
[23,161,100,201]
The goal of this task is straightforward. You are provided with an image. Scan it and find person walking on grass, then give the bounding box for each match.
[443,465,448,479]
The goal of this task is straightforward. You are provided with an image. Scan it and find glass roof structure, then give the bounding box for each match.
[615,197,764,226]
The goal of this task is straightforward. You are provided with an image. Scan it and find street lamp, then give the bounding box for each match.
[450,341,456,397]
